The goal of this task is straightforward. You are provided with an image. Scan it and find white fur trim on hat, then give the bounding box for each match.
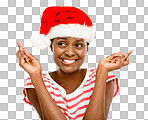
[30,24,95,50]
[48,24,95,43]
[30,32,50,50]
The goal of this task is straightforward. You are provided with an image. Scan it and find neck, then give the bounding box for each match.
[56,68,82,81]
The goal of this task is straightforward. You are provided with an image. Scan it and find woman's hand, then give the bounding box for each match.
[16,40,42,75]
[98,50,133,72]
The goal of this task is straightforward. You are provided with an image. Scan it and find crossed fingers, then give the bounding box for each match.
[16,40,32,63]
[121,50,133,67]
[16,41,25,59]
[105,50,133,69]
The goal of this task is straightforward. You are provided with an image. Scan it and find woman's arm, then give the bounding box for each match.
[30,73,67,120]
[83,50,133,120]
[83,66,108,120]
[16,41,67,120]
[83,52,121,120]
[26,88,43,119]
[105,79,114,118]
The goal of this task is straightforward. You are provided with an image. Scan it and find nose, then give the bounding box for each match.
[64,45,76,57]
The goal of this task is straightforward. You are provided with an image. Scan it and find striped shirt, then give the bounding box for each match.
[23,68,119,120]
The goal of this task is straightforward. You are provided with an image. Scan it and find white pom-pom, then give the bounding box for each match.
[30,32,50,50]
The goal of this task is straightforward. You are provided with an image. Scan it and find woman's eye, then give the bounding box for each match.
[58,42,66,46]
[75,43,83,48]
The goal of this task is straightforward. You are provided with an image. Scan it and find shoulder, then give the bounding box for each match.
[87,67,118,83]
[84,67,97,83]
[87,67,97,75]
[24,72,51,90]
[89,67,117,81]
[106,71,117,82]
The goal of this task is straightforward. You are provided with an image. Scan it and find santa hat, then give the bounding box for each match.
[30,6,95,50]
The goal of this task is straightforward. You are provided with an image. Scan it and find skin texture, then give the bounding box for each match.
[49,37,88,93]
[51,37,88,73]
[16,38,133,120]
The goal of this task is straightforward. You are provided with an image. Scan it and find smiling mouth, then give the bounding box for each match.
[61,58,78,64]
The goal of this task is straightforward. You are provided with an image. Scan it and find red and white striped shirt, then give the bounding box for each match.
[23,68,119,120]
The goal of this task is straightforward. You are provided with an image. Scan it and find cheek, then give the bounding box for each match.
[53,49,60,59]
[77,50,87,59]
[52,44,60,54]
[52,47,64,61]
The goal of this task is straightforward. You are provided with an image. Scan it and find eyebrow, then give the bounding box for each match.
[56,37,84,42]
[56,37,67,40]
[76,40,84,42]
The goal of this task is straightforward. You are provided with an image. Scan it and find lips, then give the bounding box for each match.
[61,58,78,65]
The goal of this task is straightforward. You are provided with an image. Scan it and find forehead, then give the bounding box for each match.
[54,37,85,42]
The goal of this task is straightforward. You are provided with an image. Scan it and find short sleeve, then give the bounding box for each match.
[23,73,51,106]
[23,76,35,105]
[106,71,119,97]
[23,74,50,120]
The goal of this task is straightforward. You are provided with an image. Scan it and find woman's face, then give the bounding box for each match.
[50,37,88,73]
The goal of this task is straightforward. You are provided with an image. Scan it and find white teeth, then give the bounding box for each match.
[63,59,75,63]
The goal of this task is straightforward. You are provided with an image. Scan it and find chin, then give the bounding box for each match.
[59,66,80,73]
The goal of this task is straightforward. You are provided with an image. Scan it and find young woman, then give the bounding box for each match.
[16,6,133,120]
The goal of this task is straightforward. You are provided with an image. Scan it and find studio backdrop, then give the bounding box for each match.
[0,0,148,119]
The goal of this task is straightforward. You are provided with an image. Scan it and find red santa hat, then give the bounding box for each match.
[30,6,95,50]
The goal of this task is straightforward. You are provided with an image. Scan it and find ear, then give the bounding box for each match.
[50,42,53,52]
[87,45,88,53]
[86,43,89,53]
[50,39,54,52]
